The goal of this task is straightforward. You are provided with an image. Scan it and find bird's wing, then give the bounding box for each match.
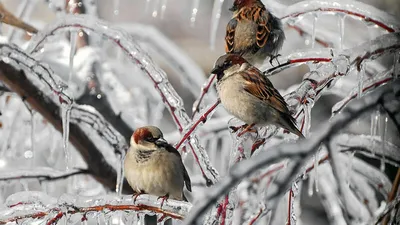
[241,67,291,115]
[159,142,192,192]
[225,18,237,53]
[254,9,271,51]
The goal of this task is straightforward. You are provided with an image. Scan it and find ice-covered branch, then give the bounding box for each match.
[184,80,400,224]
[26,14,219,184]
[0,59,130,193]
[0,168,89,182]
[0,193,191,224]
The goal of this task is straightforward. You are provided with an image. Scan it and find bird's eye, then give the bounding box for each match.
[145,136,155,142]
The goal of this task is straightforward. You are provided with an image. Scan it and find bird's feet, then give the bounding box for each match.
[237,123,256,137]
[132,191,144,204]
[269,54,281,67]
[229,124,257,136]
[157,194,169,208]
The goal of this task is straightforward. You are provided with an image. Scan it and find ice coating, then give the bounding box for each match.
[26,14,219,183]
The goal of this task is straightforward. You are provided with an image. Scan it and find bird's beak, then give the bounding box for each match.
[211,66,222,75]
[155,138,168,146]
[229,5,237,11]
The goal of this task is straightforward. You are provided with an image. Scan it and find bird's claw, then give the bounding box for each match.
[132,192,144,204]
[237,124,256,137]
[157,194,169,208]
[269,54,281,67]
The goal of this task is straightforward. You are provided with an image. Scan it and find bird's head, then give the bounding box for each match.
[131,126,168,150]
[211,54,249,80]
[229,0,263,12]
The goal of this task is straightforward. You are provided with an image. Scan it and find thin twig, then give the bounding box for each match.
[382,168,400,225]
[0,168,90,182]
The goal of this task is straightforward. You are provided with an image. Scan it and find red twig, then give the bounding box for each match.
[220,195,229,225]
[265,57,332,75]
[281,8,396,33]
[0,204,185,225]
[248,208,263,225]
[192,74,217,119]
[287,25,331,47]
[287,189,294,225]
[176,99,220,149]
[333,77,393,114]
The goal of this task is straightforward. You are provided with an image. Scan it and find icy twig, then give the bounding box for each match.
[183,80,400,224]
[0,2,38,34]
[0,194,191,224]
[277,0,399,33]
[286,24,331,48]
[0,168,89,182]
[0,58,129,193]
[375,195,400,225]
[381,168,400,225]
[332,73,393,115]
[176,99,220,149]
[192,74,217,119]
[26,14,219,184]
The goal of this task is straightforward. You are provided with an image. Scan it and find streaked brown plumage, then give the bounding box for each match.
[211,54,304,138]
[225,0,285,65]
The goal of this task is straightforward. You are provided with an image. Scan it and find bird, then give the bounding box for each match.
[124,126,192,204]
[211,54,304,138]
[225,0,285,66]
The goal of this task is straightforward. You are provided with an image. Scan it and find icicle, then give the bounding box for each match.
[290,183,299,225]
[380,115,388,172]
[346,151,355,187]
[314,150,319,193]
[370,109,379,155]
[115,153,125,195]
[210,0,225,50]
[145,0,152,14]
[308,155,315,196]
[113,0,120,15]
[30,111,35,161]
[160,0,167,19]
[394,52,399,79]
[311,14,318,49]
[338,13,346,50]
[357,62,365,98]
[190,0,200,27]
[68,31,77,86]
[152,0,160,18]
[62,104,72,171]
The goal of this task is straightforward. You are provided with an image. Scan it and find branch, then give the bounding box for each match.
[0,2,38,34]
[0,61,131,193]
[183,80,400,224]
[382,168,400,225]
[0,194,191,224]
[0,168,89,182]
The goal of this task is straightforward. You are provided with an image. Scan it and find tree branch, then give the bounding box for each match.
[0,168,89,182]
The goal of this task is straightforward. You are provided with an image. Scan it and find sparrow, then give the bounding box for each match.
[225,0,285,66]
[211,54,304,138]
[124,126,192,202]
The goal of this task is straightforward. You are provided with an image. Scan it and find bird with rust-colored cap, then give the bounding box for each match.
[124,126,192,204]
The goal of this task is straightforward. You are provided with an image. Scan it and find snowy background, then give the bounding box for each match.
[0,0,399,224]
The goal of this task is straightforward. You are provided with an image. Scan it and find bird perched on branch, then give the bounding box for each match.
[225,0,285,66]
[211,54,304,138]
[124,126,192,203]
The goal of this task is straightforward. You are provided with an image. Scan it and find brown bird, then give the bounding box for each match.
[225,0,285,66]
[124,126,192,203]
[211,54,304,138]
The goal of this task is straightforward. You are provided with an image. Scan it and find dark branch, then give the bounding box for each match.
[0,168,90,182]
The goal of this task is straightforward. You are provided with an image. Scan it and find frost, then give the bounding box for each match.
[0,0,399,225]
